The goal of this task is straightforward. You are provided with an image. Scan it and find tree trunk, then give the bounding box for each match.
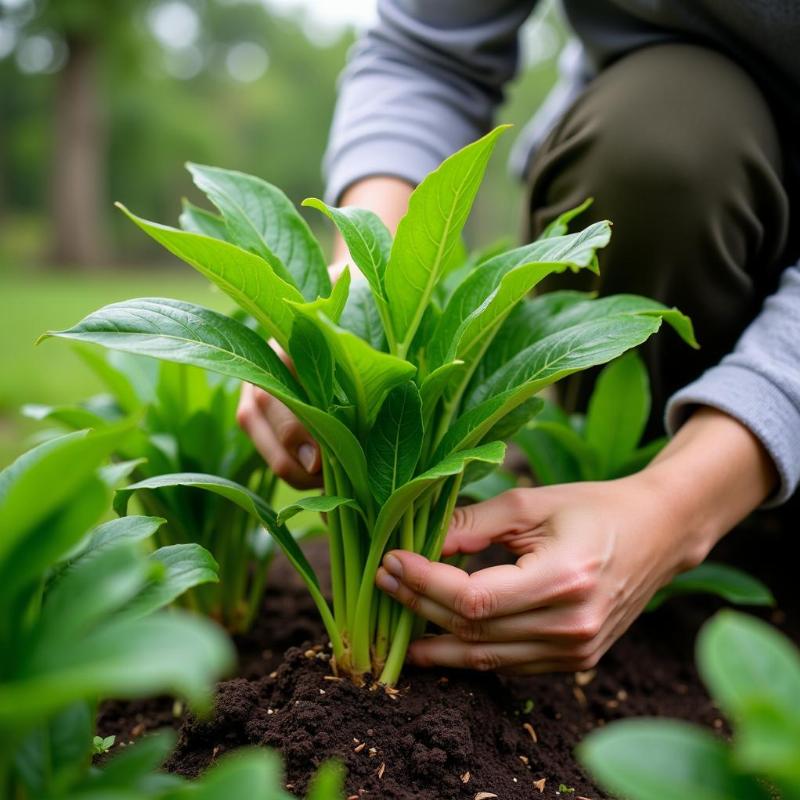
[50,35,107,267]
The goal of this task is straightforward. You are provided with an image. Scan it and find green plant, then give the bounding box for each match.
[515,349,775,612]
[23,350,284,633]
[579,610,800,800]
[43,126,697,684]
[0,427,234,796]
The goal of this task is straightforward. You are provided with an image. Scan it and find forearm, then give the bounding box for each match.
[639,407,778,566]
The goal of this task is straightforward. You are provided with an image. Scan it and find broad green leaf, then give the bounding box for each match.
[289,315,335,409]
[74,344,143,414]
[366,382,423,505]
[43,298,303,403]
[339,280,388,351]
[116,204,304,349]
[113,473,338,640]
[542,294,699,349]
[303,198,391,298]
[385,126,509,353]
[470,290,590,390]
[288,307,416,426]
[585,351,650,475]
[179,199,230,241]
[648,563,775,611]
[419,360,465,430]
[276,495,359,526]
[87,516,166,549]
[538,198,593,239]
[188,163,330,301]
[22,402,110,430]
[697,610,800,778]
[578,719,768,800]
[120,543,219,620]
[429,226,609,369]
[514,423,587,485]
[371,442,506,557]
[0,428,126,565]
[440,315,662,459]
[1,610,234,723]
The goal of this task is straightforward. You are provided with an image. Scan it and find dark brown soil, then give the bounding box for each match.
[98,500,799,799]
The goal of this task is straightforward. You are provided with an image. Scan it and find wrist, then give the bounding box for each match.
[635,407,778,565]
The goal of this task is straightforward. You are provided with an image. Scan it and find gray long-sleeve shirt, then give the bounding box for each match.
[323,0,800,505]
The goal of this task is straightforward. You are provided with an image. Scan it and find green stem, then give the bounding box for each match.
[373,591,392,665]
[322,455,347,631]
[379,608,414,685]
[331,459,362,631]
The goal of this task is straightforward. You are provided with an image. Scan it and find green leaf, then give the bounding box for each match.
[74,344,144,414]
[0,428,127,566]
[188,163,330,301]
[339,280,388,351]
[429,223,610,370]
[21,402,110,430]
[1,610,234,724]
[43,298,303,402]
[181,749,291,800]
[585,351,650,475]
[459,468,517,501]
[179,199,230,241]
[290,265,351,324]
[289,315,335,409]
[121,543,220,620]
[538,198,593,239]
[276,495,359,526]
[115,204,304,349]
[85,515,166,550]
[385,125,509,352]
[303,198,391,299]
[578,718,768,800]
[366,382,423,505]
[419,360,465,430]
[516,419,597,483]
[541,294,698,349]
[306,760,346,800]
[113,473,339,643]
[288,307,416,426]
[648,563,775,611]
[440,314,663,459]
[87,731,176,791]
[697,610,800,782]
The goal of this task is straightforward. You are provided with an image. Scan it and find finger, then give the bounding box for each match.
[238,391,321,489]
[257,391,321,476]
[383,549,569,619]
[442,488,552,557]
[377,567,601,644]
[407,634,569,672]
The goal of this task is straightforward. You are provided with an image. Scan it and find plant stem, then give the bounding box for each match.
[378,607,414,686]
[322,455,347,631]
[331,459,362,631]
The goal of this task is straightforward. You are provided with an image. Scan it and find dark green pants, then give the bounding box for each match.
[526,43,797,424]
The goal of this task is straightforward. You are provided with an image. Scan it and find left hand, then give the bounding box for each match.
[375,476,708,674]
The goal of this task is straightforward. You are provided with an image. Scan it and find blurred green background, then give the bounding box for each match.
[0,0,564,464]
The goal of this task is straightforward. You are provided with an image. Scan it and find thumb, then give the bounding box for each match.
[442,488,544,558]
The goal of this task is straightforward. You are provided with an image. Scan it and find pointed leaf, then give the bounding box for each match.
[289,315,335,409]
[366,382,423,505]
[429,223,611,369]
[585,351,650,475]
[188,163,330,301]
[385,125,509,352]
[289,265,350,324]
[339,280,388,351]
[116,204,304,349]
[538,198,593,239]
[303,198,391,298]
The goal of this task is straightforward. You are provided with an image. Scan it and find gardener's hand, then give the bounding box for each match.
[375,408,777,673]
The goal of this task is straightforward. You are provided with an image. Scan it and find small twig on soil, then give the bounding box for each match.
[533,778,546,792]
[523,722,538,743]
[460,771,471,783]
[353,742,366,753]
[572,686,588,706]
[377,762,385,779]
[474,793,497,800]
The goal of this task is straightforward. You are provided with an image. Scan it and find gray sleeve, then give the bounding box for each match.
[666,263,800,506]
[323,0,536,204]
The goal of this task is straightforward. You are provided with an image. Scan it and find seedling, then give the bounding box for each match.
[93,734,116,755]
[25,352,285,633]
[44,126,696,684]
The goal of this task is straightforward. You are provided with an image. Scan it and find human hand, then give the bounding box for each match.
[375,476,708,674]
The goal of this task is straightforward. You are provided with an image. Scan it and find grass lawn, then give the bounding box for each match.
[0,268,229,465]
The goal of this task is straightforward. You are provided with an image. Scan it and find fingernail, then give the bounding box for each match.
[375,568,399,594]
[297,443,316,472]
[384,553,402,577]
